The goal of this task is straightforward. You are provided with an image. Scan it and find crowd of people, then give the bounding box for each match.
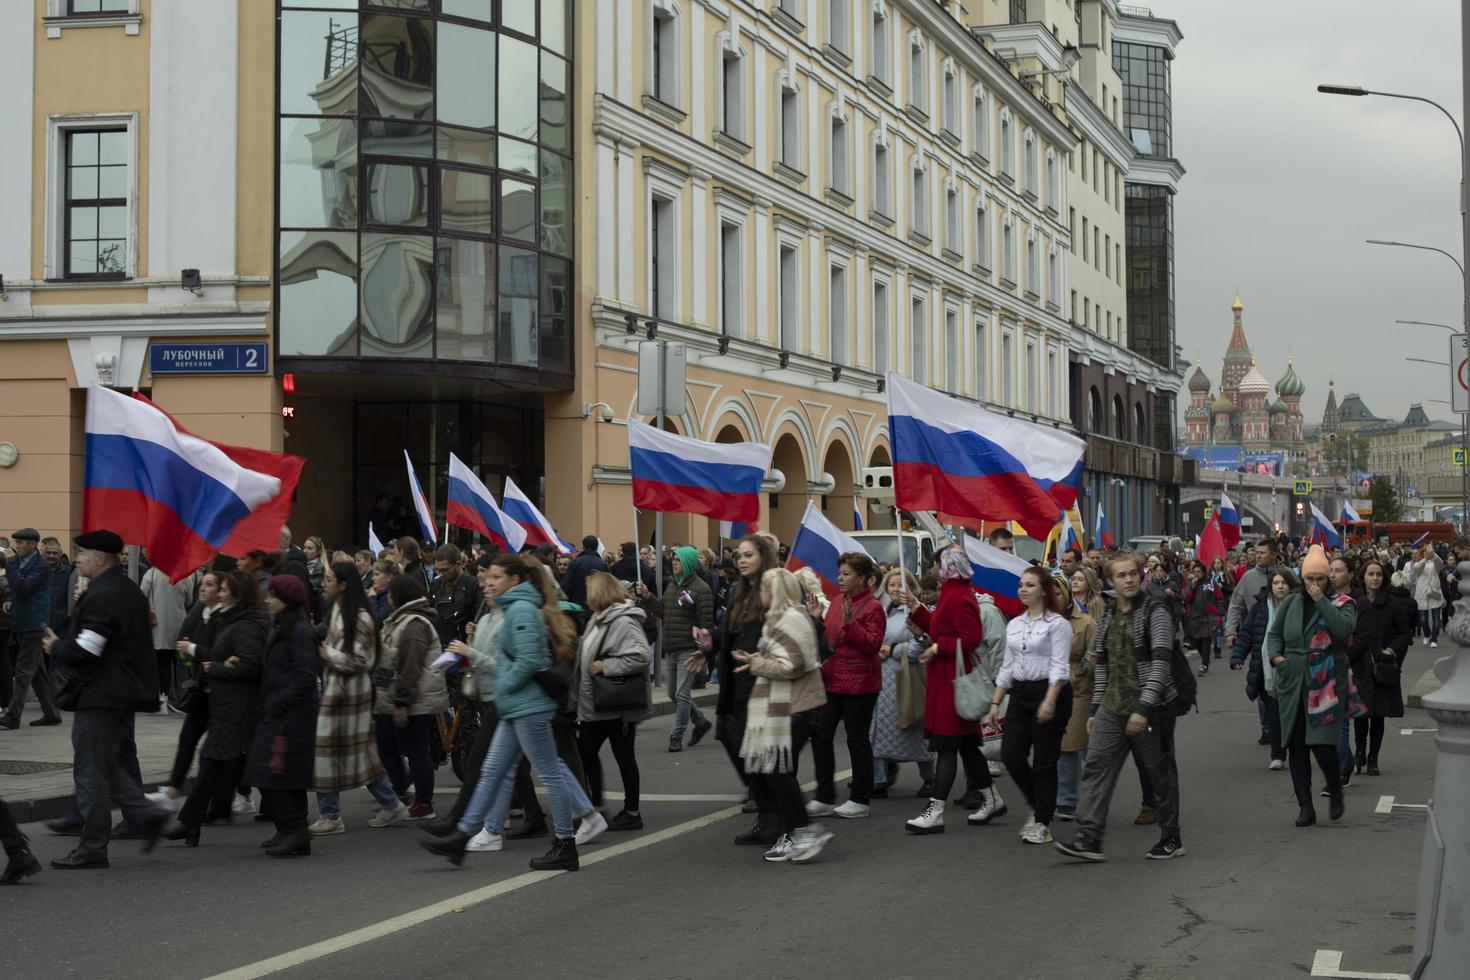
[0,516,1456,882]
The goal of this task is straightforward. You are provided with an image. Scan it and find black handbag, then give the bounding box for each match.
[592,671,649,713]
[53,663,90,711]
[533,668,570,703]
[1372,649,1402,686]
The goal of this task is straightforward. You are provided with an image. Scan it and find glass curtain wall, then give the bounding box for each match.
[276,1,572,376]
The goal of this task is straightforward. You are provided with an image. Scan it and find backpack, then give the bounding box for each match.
[1143,597,1197,717]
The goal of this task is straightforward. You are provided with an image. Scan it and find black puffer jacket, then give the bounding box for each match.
[246,612,319,790]
[199,604,270,760]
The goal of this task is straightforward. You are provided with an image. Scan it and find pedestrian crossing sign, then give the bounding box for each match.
[1293,479,1311,495]
[1456,449,1466,466]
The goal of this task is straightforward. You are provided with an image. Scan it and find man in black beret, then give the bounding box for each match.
[1,528,59,730]
[41,529,167,869]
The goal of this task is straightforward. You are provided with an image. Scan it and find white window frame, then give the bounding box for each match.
[717,213,745,340]
[1023,129,1038,196]
[871,130,893,219]
[717,34,747,143]
[1047,345,1060,418]
[974,195,991,273]
[974,315,988,400]
[909,153,929,241]
[648,0,682,108]
[1001,213,1015,284]
[44,0,141,38]
[943,304,959,393]
[971,85,989,162]
[1047,242,1060,307]
[778,71,804,173]
[1045,147,1058,211]
[870,1,890,86]
[1001,327,1015,406]
[943,178,960,256]
[909,289,927,384]
[646,167,683,320]
[906,29,927,115]
[999,108,1013,178]
[1025,229,1039,298]
[871,271,891,375]
[941,58,958,137]
[1026,340,1039,413]
[45,111,140,280]
[776,223,804,352]
[828,257,850,366]
[828,102,852,198]
[827,0,850,55]
[775,0,805,27]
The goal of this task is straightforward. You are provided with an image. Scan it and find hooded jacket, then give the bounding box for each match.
[493,580,557,720]
[661,546,713,655]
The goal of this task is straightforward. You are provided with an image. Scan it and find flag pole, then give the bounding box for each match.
[894,505,907,580]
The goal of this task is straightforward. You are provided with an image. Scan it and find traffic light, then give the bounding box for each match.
[1295,502,1304,516]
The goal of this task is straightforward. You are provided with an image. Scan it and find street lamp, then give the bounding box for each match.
[1366,239,1465,277]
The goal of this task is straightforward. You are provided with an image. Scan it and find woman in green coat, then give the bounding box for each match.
[1265,545,1357,828]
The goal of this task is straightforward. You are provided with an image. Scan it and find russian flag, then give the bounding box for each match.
[718,519,757,540]
[446,453,528,553]
[962,534,1032,617]
[628,420,771,522]
[83,385,283,583]
[786,501,872,600]
[1218,490,1241,549]
[403,450,437,544]
[853,503,864,531]
[1308,502,1342,550]
[886,373,1084,538]
[501,476,570,554]
[1094,501,1113,549]
[1342,502,1361,523]
[1057,509,1080,557]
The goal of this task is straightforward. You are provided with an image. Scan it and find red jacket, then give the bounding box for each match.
[820,588,886,696]
[908,580,984,737]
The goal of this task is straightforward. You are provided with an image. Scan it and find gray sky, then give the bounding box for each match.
[1172,0,1464,428]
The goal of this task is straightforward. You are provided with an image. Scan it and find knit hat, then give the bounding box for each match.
[1301,544,1329,579]
[939,546,973,581]
[267,573,309,608]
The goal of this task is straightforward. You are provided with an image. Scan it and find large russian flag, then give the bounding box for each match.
[501,476,571,554]
[83,386,283,583]
[1218,490,1241,549]
[1095,501,1113,549]
[962,534,1032,617]
[446,453,527,553]
[1308,502,1343,550]
[403,450,438,544]
[786,501,872,600]
[628,420,771,522]
[887,373,1084,538]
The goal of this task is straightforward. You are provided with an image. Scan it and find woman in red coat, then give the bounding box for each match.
[901,546,997,834]
[806,553,886,820]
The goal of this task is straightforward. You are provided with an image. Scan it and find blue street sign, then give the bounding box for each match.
[150,343,268,375]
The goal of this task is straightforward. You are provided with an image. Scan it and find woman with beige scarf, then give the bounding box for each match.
[734,568,831,864]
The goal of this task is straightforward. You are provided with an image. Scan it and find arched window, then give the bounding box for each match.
[1113,394,1126,440]
[1089,387,1103,434]
[1134,402,1147,447]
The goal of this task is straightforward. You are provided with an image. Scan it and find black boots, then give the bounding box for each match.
[733,813,779,847]
[420,830,470,866]
[529,836,579,872]
[1366,755,1380,776]
[1326,771,1345,822]
[263,831,311,858]
[1294,786,1316,827]
[164,822,201,848]
[1,848,41,885]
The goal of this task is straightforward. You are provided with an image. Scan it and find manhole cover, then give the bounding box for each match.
[0,761,72,775]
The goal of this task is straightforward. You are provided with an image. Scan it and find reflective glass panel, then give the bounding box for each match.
[539,53,567,151]
[442,0,493,23]
[363,0,430,10]
[500,177,535,242]
[539,255,571,374]
[438,22,496,129]
[280,11,358,116]
[502,0,535,36]
[497,36,537,140]
[279,117,357,229]
[435,237,495,361]
[278,231,359,356]
[364,161,430,226]
[440,168,493,236]
[539,150,568,256]
[498,245,538,367]
[360,14,434,121]
[498,136,535,177]
[360,118,433,157]
[542,0,568,55]
[360,232,435,358]
[437,126,495,167]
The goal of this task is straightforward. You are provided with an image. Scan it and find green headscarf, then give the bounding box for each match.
[674,545,701,585]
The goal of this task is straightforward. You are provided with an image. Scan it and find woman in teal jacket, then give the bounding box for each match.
[422,555,580,872]
[1265,545,1357,827]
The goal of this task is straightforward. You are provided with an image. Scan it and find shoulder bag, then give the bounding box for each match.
[952,639,995,721]
[1371,647,1401,686]
[590,625,650,713]
[896,645,926,730]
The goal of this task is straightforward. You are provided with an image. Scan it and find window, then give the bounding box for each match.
[63,128,129,278]
[67,0,129,11]
[779,243,799,351]
[1009,0,1027,23]
[873,139,892,216]
[975,197,991,271]
[974,318,987,399]
[1113,395,1126,440]
[1105,310,1112,340]
[1113,40,1172,159]
[941,61,958,136]
[1025,233,1039,298]
[1104,233,1111,277]
[720,45,745,141]
[1048,349,1060,417]
[1103,160,1110,203]
[1115,242,1123,284]
[871,4,889,84]
[827,0,849,53]
[1083,297,1089,328]
[910,294,926,383]
[1089,387,1103,433]
[944,183,960,255]
[1001,216,1015,283]
[1002,331,1014,405]
[1081,216,1089,260]
[1094,226,1101,269]
[910,158,929,240]
[719,221,743,339]
[1026,342,1039,412]
[829,264,848,365]
[907,32,926,114]
[1045,150,1058,211]
[944,309,959,393]
[779,76,802,171]
[873,279,890,375]
[776,0,803,25]
[1080,138,1087,180]
[651,0,680,106]
[1047,246,1060,306]
[1023,131,1037,196]
[650,194,676,319]
[999,110,1013,177]
[971,88,989,160]
[1068,206,1076,253]
[1070,289,1078,323]
[830,110,851,196]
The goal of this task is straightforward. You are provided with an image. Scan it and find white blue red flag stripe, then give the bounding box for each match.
[501,476,570,554]
[445,454,527,553]
[1342,502,1361,523]
[962,534,1032,618]
[1094,501,1112,549]
[83,385,281,583]
[853,504,864,531]
[1218,490,1241,549]
[368,524,384,555]
[1309,502,1342,550]
[886,373,1084,538]
[628,420,770,522]
[786,501,872,600]
[403,450,438,544]
[719,519,756,539]
[1057,509,1080,557]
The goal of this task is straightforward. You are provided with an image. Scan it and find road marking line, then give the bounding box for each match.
[1374,795,1428,814]
[1399,727,1436,735]
[205,768,852,980]
[1310,949,1409,979]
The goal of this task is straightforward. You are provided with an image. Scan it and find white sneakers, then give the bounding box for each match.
[906,798,946,834]
[1021,823,1053,845]
[967,788,1008,825]
[1431,641,1438,648]
[467,829,504,852]
[574,810,609,846]
[145,787,180,813]
[1268,759,1285,771]
[763,834,793,862]
[804,799,836,817]
[308,817,346,836]
[1018,811,1040,838]
[367,801,410,827]
[764,826,834,863]
[831,800,870,819]
[231,793,256,815]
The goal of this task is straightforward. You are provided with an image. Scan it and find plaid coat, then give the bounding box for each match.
[311,604,385,793]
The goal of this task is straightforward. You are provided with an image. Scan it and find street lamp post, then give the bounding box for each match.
[1322,75,1470,979]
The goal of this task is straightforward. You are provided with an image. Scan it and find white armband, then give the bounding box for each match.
[76,629,108,657]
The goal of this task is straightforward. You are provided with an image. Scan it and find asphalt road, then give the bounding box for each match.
[4,644,1441,980]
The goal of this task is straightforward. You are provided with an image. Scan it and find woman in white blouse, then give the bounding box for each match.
[984,566,1073,845]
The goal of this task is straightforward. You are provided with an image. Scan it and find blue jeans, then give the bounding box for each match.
[477,754,593,834]
[1058,748,1088,809]
[316,774,400,820]
[667,653,707,741]
[1338,718,1351,772]
[1420,607,1442,643]
[459,711,574,839]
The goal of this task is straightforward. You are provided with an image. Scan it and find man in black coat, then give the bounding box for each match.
[42,530,167,869]
[429,544,479,645]
[611,541,655,590]
[560,536,610,608]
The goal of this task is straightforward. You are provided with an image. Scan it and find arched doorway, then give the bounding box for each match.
[770,432,808,546]
[822,440,857,531]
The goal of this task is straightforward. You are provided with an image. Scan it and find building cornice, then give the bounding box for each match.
[971,23,1069,73]
[1062,81,1135,171]
[1070,324,1186,395]
[1112,12,1183,54]
[0,309,269,340]
[1125,155,1186,190]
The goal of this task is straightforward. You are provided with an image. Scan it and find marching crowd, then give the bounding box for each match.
[0,517,1456,882]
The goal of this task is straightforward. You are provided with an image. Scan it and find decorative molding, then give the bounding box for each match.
[44,0,141,38]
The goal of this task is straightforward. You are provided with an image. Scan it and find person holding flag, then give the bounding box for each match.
[663,546,715,754]
[1405,542,1446,648]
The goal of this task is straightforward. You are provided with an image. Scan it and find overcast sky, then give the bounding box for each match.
[1172,0,1463,428]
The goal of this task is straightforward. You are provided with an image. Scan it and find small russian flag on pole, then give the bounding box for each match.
[962,534,1032,617]
[445,454,527,553]
[786,501,872,600]
[1308,502,1343,550]
[403,450,438,545]
[1218,490,1241,549]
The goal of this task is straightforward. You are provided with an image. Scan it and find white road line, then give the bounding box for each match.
[1399,728,1437,735]
[1310,949,1410,979]
[205,768,853,980]
[1375,795,1395,814]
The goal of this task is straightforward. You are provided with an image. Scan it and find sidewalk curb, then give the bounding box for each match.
[6,689,721,824]
[1406,667,1441,709]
